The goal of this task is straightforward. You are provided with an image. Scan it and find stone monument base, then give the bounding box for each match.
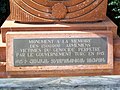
[0,17,120,78]
[0,37,119,78]
[1,17,118,43]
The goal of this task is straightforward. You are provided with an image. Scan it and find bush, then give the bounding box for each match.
[107,0,120,36]
[0,0,9,26]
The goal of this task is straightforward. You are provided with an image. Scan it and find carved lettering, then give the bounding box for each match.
[13,38,107,66]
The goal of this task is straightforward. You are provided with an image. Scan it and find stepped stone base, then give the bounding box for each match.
[1,17,118,43]
[0,36,120,78]
[0,17,120,77]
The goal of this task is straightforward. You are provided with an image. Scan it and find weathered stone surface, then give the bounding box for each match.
[9,0,107,23]
[0,62,6,72]
[1,17,118,43]
[1,76,120,89]
[0,46,6,62]
[6,31,113,77]
[0,34,6,62]
[114,58,120,75]
[0,72,7,78]
[0,62,7,78]
[114,39,120,58]
[0,36,7,78]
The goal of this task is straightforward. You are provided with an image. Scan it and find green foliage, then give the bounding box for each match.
[0,0,9,26]
[107,0,120,35]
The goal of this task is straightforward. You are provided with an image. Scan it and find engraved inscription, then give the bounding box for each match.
[13,38,107,66]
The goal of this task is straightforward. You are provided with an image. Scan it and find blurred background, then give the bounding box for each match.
[107,0,120,36]
[0,0,120,36]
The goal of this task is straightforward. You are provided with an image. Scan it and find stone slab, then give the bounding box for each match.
[114,58,120,75]
[1,76,120,88]
[0,46,6,62]
[114,39,120,58]
[6,31,113,77]
[0,35,7,78]
[13,38,108,66]
[0,62,7,78]
[9,0,107,23]
[1,17,118,43]
[0,33,119,77]
[0,62,6,72]
[0,34,6,62]
[0,38,118,77]
[0,72,7,78]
